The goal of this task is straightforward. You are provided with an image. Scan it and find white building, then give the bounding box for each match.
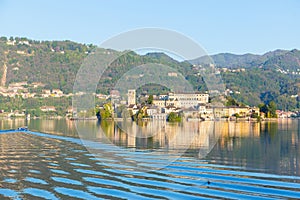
[127,89,136,105]
[153,92,209,108]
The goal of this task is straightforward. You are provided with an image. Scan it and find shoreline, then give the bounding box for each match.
[0,115,299,122]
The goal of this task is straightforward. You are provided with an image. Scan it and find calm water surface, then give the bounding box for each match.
[0,118,299,199]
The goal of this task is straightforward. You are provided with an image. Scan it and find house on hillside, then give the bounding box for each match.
[40,106,56,112]
[146,105,160,116]
[52,89,64,97]
[127,104,139,115]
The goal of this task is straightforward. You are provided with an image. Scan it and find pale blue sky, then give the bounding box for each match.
[0,0,299,54]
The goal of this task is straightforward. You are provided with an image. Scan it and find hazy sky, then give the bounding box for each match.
[0,0,299,54]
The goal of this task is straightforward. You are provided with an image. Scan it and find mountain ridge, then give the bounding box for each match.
[147,49,299,73]
[191,49,299,70]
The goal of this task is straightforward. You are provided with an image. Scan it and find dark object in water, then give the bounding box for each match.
[17,126,28,131]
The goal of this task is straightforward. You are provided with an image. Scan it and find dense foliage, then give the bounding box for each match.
[167,112,182,122]
[0,37,299,112]
[0,96,71,117]
[258,101,277,118]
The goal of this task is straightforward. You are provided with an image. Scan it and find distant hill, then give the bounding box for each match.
[143,52,179,63]
[0,36,299,110]
[191,49,297,70]
[263,49,300,71]
[191,53,263,68]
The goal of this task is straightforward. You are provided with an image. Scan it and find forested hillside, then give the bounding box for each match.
[0,36,299,110]
[193,49,300,110]
[0,37,94,93]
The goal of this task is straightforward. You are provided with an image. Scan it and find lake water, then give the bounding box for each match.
[0,118,299,199]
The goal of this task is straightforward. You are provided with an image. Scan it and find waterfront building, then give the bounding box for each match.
[127,89,136,105]
[153,92,209,108]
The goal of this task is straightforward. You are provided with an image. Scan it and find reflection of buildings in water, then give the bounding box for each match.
[223,122,260,137]
[93,121,263,151]
[127,130,136,147]
[97,121,128,145]
[99,121,263,153]
[164,121,215,150]
[130,121,164,149]
[0,118,26,130]
[105,121,166,149]
[40,119,55,132]
[100,121,220,151]
[216,122,261,149]
[290,131,300,175]
[34,119,77,137]
[65,118,75,130]
[277,119,296,131]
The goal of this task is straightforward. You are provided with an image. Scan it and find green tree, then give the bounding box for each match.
[258,103,268,113]
[226,96,240,106]
[233,113,240,118]
[0,36,7,41]
[258,101,277,118]
[100,102,113,119]
[268,101,277,118]
[116,105,126,118]
[147,94,154,104]
[167,112,182,122]
[133,106,148,121]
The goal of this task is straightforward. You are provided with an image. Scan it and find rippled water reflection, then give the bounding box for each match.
[0,119,299,199]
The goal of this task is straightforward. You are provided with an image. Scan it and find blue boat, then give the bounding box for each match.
[16,126,28,131]
[0,127,28,133]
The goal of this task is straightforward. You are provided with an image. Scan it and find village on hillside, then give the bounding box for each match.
[0,81,298,120]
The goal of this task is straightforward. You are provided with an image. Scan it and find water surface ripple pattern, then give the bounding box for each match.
[0,130,299,199]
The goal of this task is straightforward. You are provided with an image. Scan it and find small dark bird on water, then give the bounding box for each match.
[207,180,210,185]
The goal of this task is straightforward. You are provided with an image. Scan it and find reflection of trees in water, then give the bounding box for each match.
[2,118,298,175]
[208,120,300,176]
[28,119,79,137]
[0,118,26,130]
[261,121,278,139]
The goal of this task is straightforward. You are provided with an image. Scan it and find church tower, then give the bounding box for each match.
[127,89,136,105]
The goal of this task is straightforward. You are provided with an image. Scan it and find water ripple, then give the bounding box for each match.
[54,187,99,199]
[3,178,18,183]
[24,177,48,185]
[52,177,83,185]
[50,169,70,175]
[0,131,299,199]
[22,188,58,200]
[0,188,18,198]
